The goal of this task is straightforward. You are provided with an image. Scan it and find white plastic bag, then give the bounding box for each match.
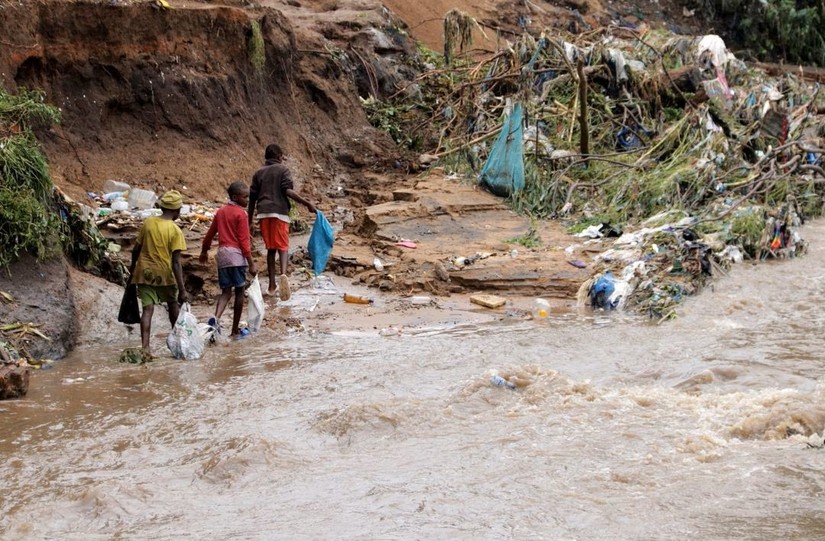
[166,303,205,360]
[246,275,265,333]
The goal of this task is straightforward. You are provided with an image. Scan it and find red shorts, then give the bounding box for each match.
[260,217,289,251]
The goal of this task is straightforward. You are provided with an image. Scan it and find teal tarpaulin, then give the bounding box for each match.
[479,102,525,197]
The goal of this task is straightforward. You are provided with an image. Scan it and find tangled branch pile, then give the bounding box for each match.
[365,25,825,316]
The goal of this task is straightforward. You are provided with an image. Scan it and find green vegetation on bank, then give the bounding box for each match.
[0,86,127,283]
[248,20,266,75]
[702,0,825,66]
[0,87,61,269]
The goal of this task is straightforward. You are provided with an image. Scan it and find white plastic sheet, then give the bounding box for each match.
[166,303,205,360]
[246,275,265,333]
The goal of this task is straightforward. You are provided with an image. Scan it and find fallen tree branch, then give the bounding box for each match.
[431,125,502,158]
[577,57,590,156]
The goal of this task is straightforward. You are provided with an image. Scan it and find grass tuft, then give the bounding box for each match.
[249,20,266,75]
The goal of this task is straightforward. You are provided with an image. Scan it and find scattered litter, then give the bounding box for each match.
[368,23,822,318]
[310,275,338,293]
[575,224,603,239]
[379,325,403,336]
[395,240,417,249]
[343,293,373,304]
[532,298,550,319]
[127,188,158,210]
[102,179,130,193]
[490,374,516,389]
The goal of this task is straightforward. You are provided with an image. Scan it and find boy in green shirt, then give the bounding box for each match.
[128,190,190,355]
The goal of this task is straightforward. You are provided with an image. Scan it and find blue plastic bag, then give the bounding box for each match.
[590,271,617,310]
[308,210,334,276]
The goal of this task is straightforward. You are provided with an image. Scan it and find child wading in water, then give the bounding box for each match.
[129,190,190,356]
[200,181,258,337]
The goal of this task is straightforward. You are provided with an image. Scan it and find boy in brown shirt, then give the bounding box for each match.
[248,143,316,300]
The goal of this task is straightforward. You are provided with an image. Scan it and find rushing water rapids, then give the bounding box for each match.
[3,223,825,540]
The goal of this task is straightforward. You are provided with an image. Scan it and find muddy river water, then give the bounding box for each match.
[3,223,825,540]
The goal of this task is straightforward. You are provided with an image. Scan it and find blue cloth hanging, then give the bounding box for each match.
[308,210,334,276]
[479,103,526,198]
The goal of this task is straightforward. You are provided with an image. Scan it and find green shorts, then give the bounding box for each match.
[137,284,178,306]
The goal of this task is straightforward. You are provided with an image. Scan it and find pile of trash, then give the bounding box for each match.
[54,180,222,286]
[369,18,824,317]
[85,180,218,228]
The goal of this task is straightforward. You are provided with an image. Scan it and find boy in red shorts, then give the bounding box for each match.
[200,181,258,337]
[248,143,316,300]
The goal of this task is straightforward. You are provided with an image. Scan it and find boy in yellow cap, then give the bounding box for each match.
[128,189,190,356]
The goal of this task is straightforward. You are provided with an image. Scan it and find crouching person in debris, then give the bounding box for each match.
[128,190,190,356]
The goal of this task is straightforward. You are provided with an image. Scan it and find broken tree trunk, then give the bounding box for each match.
[0,365,30,399]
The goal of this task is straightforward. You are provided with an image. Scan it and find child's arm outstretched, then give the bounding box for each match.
[199,218,219,264]
[286,188,317,215]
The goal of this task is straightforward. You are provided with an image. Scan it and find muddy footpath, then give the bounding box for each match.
[2,168,593,360]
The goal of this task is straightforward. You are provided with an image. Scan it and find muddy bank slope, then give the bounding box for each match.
[0,1,402,202]
[0,256,76,360]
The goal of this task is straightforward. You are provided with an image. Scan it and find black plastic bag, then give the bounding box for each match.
[118,284,141,324]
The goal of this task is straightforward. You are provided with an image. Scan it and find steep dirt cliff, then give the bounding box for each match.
[0,1,406,203]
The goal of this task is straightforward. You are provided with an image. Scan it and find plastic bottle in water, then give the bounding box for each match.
[533,298,550,319]
[491,374,516,389]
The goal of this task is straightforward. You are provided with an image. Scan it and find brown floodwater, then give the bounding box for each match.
[3,223,825,540]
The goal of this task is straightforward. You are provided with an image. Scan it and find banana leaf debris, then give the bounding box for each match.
[376,22,824,317]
